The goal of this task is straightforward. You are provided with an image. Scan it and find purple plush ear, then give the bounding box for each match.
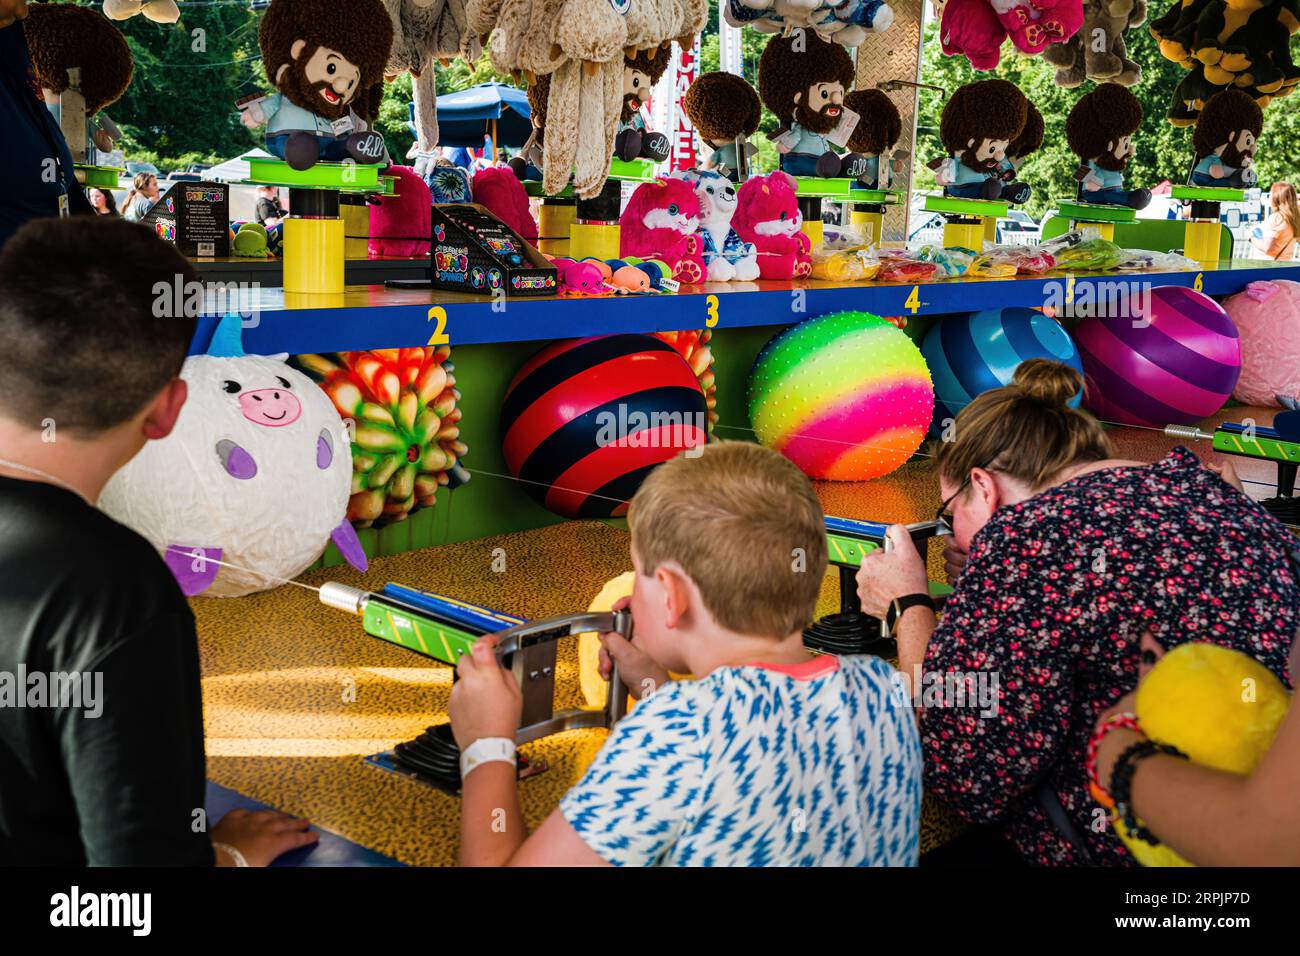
[331,520,368,572]
[165,546,222,596]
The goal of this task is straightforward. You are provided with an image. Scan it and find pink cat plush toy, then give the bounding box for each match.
[619,178,707,284]
[732,171,812,280]
[939,0,1008,70]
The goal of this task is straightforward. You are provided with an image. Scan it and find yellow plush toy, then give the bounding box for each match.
[1116,642,1291,866]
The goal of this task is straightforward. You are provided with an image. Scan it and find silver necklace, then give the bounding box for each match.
[0,457,89,504]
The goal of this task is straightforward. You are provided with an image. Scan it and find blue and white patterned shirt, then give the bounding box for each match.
[561,655,922,866]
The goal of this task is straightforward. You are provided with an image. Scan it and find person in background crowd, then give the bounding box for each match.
[122,171,160,222]
[0,0,95,249]
[254,185,285,228]
[1251,182,1299,261]
[88,186,117,216]
[856,360,1299,867]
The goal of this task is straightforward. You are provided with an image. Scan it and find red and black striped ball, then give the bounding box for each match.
[501,335,709,518]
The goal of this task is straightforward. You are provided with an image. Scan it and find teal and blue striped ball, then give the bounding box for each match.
[921,308,1083,432]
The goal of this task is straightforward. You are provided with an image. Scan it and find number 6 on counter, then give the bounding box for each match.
[427,306,449,346]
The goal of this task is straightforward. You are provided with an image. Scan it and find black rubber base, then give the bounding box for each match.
[387,723,539,795]
[803,612,896,657]
[1261,496,1300,527]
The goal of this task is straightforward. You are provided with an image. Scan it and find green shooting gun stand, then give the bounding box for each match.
[1166,422,1300,527]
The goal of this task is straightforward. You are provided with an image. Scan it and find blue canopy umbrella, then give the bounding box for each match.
[411,81,533,155]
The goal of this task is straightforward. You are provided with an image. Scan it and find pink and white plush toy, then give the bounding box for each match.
[472,167,538,243]
[675,169,760,282]
[991,0,1082,55]
[99,314,367,597]
[732,171,812,280]
[619,178,707,284]
[1223,280,1300,406]
[369,165,431,258]
[939,0,1008,70]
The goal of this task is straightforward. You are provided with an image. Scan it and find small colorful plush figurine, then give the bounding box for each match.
[675,169,761,281]
[930,78,1033,205]
[840,89,903,188]
[619,178,708,284]
[732,171,814,279]
[683,71,763,182]
[1066,83,1152,209]
[1189,89,1264,189]
[758,32,862,179]
[240,0,394,171]
[616,47,673,163]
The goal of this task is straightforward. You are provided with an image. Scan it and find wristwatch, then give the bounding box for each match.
[459,737,517,780]
[886,593,936,631]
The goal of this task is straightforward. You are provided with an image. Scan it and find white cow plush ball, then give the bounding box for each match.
[99,314,366,596]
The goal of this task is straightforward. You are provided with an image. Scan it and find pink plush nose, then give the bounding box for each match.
[239,388,301,427]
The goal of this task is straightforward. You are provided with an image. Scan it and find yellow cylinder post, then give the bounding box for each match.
[341,197,369,259]
[801,218,824,250]
[1185,220,1221,263]
[983,217,997,244]
[283,217,345,294]
[538,202,576,256]
[568,222,621,261]
[849,209,884,247]
[943,219,985,251]
[1071,220,1115,242]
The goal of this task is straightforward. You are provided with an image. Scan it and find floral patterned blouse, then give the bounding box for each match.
[921,447,1300,866]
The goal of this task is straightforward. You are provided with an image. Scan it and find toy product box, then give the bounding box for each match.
[430,204,557,297]
[138,180,231,258]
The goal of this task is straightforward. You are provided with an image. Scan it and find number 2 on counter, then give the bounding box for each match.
[427,306,449,346]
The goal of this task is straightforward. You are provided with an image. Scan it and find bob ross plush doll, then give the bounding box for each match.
[1066,83,1152,209]
[929,78,1033,205]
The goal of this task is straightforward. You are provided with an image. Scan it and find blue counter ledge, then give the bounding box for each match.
[191,259,1300,356]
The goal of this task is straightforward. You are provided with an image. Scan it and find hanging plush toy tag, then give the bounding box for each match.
[826,107,861,150]
[772,128,800,151]
[58,192,70,218]
[331,114,356,136]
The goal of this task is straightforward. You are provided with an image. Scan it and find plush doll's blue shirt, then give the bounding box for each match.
[263,92,342,137]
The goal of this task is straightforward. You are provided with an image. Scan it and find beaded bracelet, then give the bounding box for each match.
[1109,739,1188,845]
[1086,711,1141,802]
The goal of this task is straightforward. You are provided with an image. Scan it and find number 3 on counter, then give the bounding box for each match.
[705,294,720,328]
[427,306,449,346]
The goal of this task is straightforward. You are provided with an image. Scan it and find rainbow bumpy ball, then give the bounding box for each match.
[922,307,1083,432]
[748,311,933,481]
[1075,286,1242,428]
[501,334,708,518]
[1222,280,1300,406]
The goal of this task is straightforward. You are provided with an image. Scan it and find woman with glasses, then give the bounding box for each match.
[856,359,1299,866]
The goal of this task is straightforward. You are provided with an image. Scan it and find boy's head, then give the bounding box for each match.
[0,218,197,441]
[626,442,827,670]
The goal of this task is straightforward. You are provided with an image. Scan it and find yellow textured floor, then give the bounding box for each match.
[194,406,1284,866]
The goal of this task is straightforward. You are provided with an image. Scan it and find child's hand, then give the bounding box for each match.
[211,808,318,867]
[943,537,968,586]
[598,598,670,700]
[449,635,523,749]
[855,524,930,618]
[1206,458,1244,493]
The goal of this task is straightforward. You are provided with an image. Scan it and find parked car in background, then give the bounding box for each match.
[996,208,1040,245]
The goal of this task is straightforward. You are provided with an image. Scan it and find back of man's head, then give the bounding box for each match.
[0,217,198,436]
[628,441,828,639]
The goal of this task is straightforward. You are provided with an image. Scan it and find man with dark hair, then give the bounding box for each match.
[1065,83,1151,209]
[931,78,1032,204]
[0,218,316,866]
[0,2,94,249]
[758,32,859,179]
[1190,89,1264,189]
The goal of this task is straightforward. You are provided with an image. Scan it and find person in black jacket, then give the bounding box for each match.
[0,217,318,866]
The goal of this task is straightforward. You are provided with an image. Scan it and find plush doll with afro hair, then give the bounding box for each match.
[240,0,394,171]
[616,46,673,163]
[758,32,862,179]
[23,3,135,162]
[1066,84,1152,208]
[683,71,762,182]
[1189,88,1263,187]
[930,79,1033,204]
[840,89,903,188]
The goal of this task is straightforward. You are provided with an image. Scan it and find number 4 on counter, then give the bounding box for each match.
[905,286,921,314]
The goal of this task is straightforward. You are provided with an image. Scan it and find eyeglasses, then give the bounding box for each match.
[935,457,997,529]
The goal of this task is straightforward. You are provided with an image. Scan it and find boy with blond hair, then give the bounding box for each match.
[450,441,922,867]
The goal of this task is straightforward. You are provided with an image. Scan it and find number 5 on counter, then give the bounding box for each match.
[427,306,449,346]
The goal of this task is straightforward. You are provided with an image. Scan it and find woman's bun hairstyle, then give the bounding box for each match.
[1011,358,1084,407]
